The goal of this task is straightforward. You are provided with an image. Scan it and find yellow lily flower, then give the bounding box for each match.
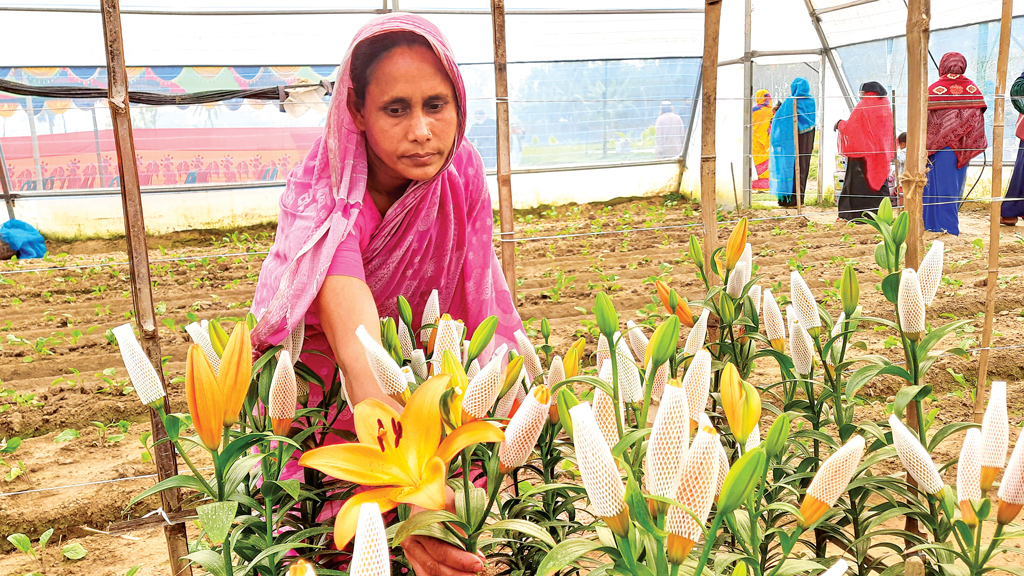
[185,345,224,452]
[719,363,761,445]
[298,375,504,547]
[218,321,253,426]
[439,350,469,428]
[725,217,748,271]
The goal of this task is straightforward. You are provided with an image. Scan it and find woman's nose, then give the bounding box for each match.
[408,111,431,142]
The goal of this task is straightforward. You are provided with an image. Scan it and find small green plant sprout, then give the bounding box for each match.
[90,420,129,446]
[53,429,80,444]
[139,431,154,463]
[8,527,53,572]
[61,542,87,561]
[1,436,25,482]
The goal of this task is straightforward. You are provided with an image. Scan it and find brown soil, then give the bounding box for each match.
[2,200,1024,574]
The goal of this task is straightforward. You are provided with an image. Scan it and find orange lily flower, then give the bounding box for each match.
[298,375,504,547]
[725,217,748,271]
[218,321,253,426]
[185,345,224,451]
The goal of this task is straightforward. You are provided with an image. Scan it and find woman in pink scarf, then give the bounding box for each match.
[251,13,521,575]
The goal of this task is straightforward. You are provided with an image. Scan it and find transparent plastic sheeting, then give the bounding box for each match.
[0,57,701,192]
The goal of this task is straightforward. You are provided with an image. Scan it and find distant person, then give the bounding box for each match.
[467,109,497,168]
[835,81,894,221]
[751,89,774,192]
[892,132,907,208]
[510,122,525,168]
[655,101,685,159]
[923,52,987,236]
[1002,71,1024,226]
[770,77,816,208]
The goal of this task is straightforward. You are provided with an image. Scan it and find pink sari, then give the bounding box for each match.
[251,14,522,369]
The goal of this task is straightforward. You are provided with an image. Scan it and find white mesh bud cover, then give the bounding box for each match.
[569,403,627,518]
[355,326,408,397]
[411,349,427,380]
[918,240,944,306]
[595,333,611,374]
[763,289,786,342]
[668,428,720,541]
[889,415,944,495]
[499,387,550,471]
[515,369,528,402]
[397,317,414,361]
[749,285,762,316]
[625,321,649,364]
[494,383,518,419]
[645,384,690,499]
[999,426,1024,505]
[349,503,391,576]
[466,359,481,379]
[547,355,566,387]
[806,435,865,507]
[682,350,712,422]
[598,361,614,385]
[740,242,753,271]
[646,361,669,401]
[615,348,644,404]
[463,344,508,420]
[286,322,304,366]
[434,316,462,361]
[185,322,220,375]
[981,381,1009,470]
[462,340,471,364]
[821,559,849,576]
[716,439,730,496]
[112,324,166,407]
[831,312,846,340]
[957,428,982,504]
[296,377,309,402]
[269,350,297,421]
[593,387,622,449]
[615,334,635,363]
[790,271,821,331]
[789,313,814,376]
[727,261,749,299]
[744,423,762,452]
[401,366,416,384]
[420,289,439,343]
[683,309,710,355]
[514,330,544,383]
[897,269,926,335]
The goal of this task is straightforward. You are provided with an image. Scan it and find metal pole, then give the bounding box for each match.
[700,0,723,276]
[0,139,14,219]
[975,0,1013,423]
[490,0,517,299]
[25,94,44,192]
[793,99,804,214]
[91,105,105,188]
[99,2,192,574]
[802,0,856,111]
[741,0,753,208]
[818,53,826,202]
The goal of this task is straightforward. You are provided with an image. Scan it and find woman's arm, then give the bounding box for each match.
[315,275,401,410]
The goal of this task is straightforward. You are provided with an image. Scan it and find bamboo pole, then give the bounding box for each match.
[490,0,517,299]
[741,0,753,209]
[700,0,723,275]
[99,2,192,574]
[974,0,1013,423]
[793,99,804,214]
[0,139,14,219]
[817,52,826,203]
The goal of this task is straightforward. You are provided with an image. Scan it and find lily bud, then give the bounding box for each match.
[434,314,462,360]
[499,356,525,399]
[790,271,821,337]
[980,381,1009,492]
[683,308,710,356]
[725,217,749,271]
[546,355,566,387]
[625,320,649,364]
[840,264,860,320]
[681,349,712,426]
[355,325,410,405]
[918,240,944,306]
[420,289,439,345]
[218,322,253,427]
[596,333,612,373]
[112,324,166,410]
[185,344,224,452]
[898,269,926,341]
[208,320,230,358]
[494,378,519,420]
[514,330,544,383]
[998,426,1024,524]
[798,435,865,527]
[667,427,720,564]
[462,344,508,422]
[720,363,761,445]
[185,322,221,375]
[592,385,622,449]
[656,279,673,311]
[593,292,619,342]
[787,306,814,376]
[269,351,297,436]
[288,559,317,576]
[889,415,944,495]
[466,359,481,379]
[957,428,982,526]
[748,285,762,316]
[831,312,847,340]
[349,503,390,576]
[397,317,414,361]
[688,234,704,274]
[410,349,427,380]
[614,341,644,404]
[568,403,630,537]
[570,337,587,366]
[645,382,690,514]
[564,347,580,380]
[726,261,749,299]
[762,289,786,353]
[499,386,551,473]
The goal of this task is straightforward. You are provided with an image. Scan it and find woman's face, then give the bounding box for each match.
[350,44,459,186]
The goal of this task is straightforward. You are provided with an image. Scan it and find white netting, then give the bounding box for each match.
[494,382,518,420]
[683,309,709,355]
[514,330,544,383]
[397,317,414,361]
[411,349,427,380]
[806,435,865,508]
[668,428,720,542]
[625,320,649,364]
[981,381,1009,470]
[185,321,221,375]
[112,323,166,407]
[715,439,730,497]
[285,322,304,366]
[515,369,528,402]
[466,359,481,379]
[349,503,391,576]
[646,361,669,401]
[434,316,462,361]
[269,351,297,421]
[547,355,566,387]
[615,348,644,404]
[788,306,814,376]
[499,386,550,472]
[596,333,612,373]
[763,289,786,343]
[918,240,945,307]
[831,312,846,340]
[740,242,753,272]
[463,344,508,420]
[401,366,416,384]
[462,340,471,364]
[569,402,627,518]
[821,559,849,576]
[999,426,1024,505]
[790,271,821,332]
[897,269,926,336]
[957,428,982,504]
[645,384,690,499]
[593,386,622,449]
[727,261,750,299]
[682,350,712,423]
[889,415,944,495]
[296,377,309,402]
[355,325,408,397]
[745,423,761,452]
[749,285,762,316]
[420,289,439,344]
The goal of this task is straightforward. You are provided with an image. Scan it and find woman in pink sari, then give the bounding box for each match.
[251,13,522,575]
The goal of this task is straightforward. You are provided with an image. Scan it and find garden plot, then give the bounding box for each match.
[1,200,1024,575]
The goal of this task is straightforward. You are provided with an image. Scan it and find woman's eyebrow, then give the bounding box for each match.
[424,94,450,102]
[381,96,411,108]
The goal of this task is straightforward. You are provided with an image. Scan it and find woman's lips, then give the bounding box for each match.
[403,153,437,166]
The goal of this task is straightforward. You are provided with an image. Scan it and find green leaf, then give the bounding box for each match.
[38,528,53,551]
[894,385,928,417]
[126,473,212,508]
[772,559,824,576]
[881,272,902,305]
[393,510,464,545]
[61,542,88,560]
[125,566,141,576]
[7,533,33,557]
[556,388,579,441]
[611,428,651,459]
[537,538,610,576]
[197,501,237,546]
[183,549,227,576]
[484,519,557,549]
[2,437,22,453]
[54,429,80,443]
[218,453,267,500]
[877,196,893,224]
[891,211,909,249]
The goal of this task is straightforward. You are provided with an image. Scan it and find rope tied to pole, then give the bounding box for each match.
[899,170,929,193]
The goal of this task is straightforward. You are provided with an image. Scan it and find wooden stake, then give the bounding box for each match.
[793,98,803,215]
[701,0,723,276]
[99,2,191,574]
[490,0,516,300]
[975,0,1013,423]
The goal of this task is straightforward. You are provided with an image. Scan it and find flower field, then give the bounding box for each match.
[3,198,1024,576]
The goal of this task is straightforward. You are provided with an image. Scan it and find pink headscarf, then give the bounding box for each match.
[251,13,522,353]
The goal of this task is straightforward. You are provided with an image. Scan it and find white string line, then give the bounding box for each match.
[0,466,214,498]
[0,250,271,276]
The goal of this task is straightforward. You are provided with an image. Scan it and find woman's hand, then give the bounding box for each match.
[401,535,485,576]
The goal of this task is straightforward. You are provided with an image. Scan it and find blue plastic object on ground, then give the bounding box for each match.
[0,219,47,259]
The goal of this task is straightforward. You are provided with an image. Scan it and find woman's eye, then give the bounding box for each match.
[426,102,445,112]
[385,106,405,116]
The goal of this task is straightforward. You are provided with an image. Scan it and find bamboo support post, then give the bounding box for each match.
[700,0,723,275]
[0,140,14,219]
[974,0,1013,423]
[817,52,826,203]
[793,98,803,215]
[490,0,516,299]
[99,2,192,574]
